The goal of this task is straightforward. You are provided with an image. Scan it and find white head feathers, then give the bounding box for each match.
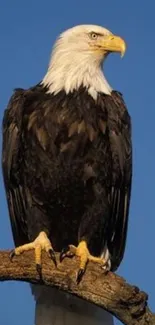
[42,25,122,100]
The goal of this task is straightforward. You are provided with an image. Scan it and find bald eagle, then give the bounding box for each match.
[2,25,132,286]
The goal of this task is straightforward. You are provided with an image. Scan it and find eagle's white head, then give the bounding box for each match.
[42,25,126,100]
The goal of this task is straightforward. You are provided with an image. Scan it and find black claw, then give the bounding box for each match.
[36,264,42,277]
[49,249,57,267]
[10,250,15,261]
[59,246,70,263]
[76,268,85,284]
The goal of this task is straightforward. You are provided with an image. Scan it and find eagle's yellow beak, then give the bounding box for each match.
[98,35,126,57]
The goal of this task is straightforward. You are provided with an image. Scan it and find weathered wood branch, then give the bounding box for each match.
[0,250,154,325]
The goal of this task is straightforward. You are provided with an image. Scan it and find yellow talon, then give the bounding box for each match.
[10,231,57,273]
[60,240,106,283]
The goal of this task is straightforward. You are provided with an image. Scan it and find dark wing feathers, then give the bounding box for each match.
[2,89,28,246]
[2,87,132,271]
[107,92,132,270]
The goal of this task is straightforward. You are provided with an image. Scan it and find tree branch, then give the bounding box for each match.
[0,250,154,325]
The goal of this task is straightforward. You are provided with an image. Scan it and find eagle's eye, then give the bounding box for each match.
[89,32,98,40]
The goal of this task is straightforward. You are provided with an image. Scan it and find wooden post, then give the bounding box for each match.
[32,285,114,325]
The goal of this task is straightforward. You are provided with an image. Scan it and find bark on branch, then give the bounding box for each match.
[0,250,154,325]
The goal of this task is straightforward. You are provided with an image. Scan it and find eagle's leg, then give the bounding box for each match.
[60,240,106,283]
[10,231,56,275]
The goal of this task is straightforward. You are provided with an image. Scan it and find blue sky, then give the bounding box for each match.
[0,1,155,324]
